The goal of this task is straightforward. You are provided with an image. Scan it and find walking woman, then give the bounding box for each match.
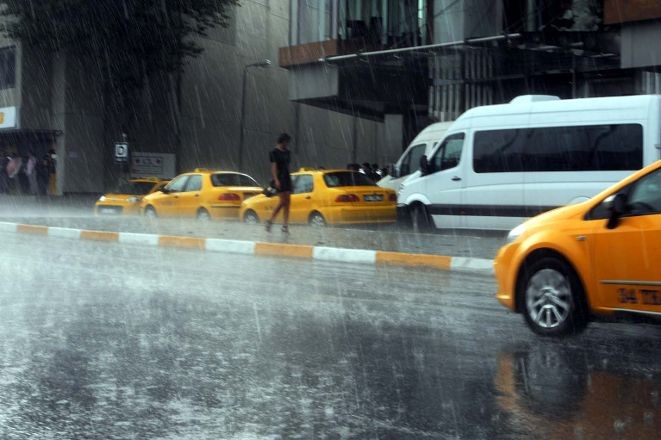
[266,133,292,233]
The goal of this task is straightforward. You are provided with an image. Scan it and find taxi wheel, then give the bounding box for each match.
[244,210,260,224]
[144,206,157,219]
[197,209,211,221]
[411,203,432,233]
[309,211,326,227]
[519,255,588,337]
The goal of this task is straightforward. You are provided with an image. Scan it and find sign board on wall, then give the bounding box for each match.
[0,107,17,129]
[130,152,176,179]
[604,0,661,24]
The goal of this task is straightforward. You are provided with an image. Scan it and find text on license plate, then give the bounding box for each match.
[364,194,383,202]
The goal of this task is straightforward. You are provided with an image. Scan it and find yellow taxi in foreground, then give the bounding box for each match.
[495,160,661,336]
[95,178,168,215]
[239,169,396,226]
[140,169,262,220]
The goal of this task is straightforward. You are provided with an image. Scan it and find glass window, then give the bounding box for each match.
[211,173,238,187]
[429,133,465,173]
[293,174,314,194]
[238,175,259,187]
[474,124,643,173]
[400,144,426,176]
[165,175,189,193]
[323,171,374,187]
[473,129,525,173]
[185,175,202,192]
[0,47,16,90]
[627,169,661,215]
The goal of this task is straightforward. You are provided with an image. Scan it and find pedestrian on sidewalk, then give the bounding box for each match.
[265,133,292,234]
[36,154,50,196]
[0,150,9,194]
[6,153,22,194]
[26,151,38,195]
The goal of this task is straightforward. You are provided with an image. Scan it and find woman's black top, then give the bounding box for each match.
[269,148,291,180]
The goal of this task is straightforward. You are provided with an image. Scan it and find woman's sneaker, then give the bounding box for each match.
[265,220,273,232]
[281,225,289,234]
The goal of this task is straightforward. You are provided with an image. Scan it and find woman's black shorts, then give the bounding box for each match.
[279,175,292,193]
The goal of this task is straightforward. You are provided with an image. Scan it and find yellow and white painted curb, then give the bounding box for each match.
[0,221,494,274]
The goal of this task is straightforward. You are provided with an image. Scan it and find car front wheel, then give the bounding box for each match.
[519,255,588,337]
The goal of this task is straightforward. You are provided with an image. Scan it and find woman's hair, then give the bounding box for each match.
[277,133,291,144]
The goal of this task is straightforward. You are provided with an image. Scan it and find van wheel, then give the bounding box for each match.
[197,208,211,221]
[518,255,588,337]
[309,211,326,227]
[411,204,433,233]
[244,210,260,224]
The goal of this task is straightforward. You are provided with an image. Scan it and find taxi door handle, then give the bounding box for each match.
[451,176,462,181]
[305,196,311,199]
[194,194,200,197]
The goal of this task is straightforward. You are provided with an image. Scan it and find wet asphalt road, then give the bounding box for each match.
[0,233,659,439]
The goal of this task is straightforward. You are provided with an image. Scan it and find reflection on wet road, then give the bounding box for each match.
[0,233,659,439]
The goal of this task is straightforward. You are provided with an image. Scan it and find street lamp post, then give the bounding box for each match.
[238,59,272,171]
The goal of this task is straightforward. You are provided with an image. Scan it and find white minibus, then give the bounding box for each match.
[398,94,661,230]
[378,122,452,191]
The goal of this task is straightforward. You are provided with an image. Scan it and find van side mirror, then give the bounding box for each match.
[606,193,627,229]
[419,155,429,175]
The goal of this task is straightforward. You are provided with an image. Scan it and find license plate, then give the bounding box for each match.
[100,207,119,215]
[364,194,383,202]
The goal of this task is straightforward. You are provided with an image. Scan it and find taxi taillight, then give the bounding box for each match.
[388,193,397,202]
[335,194,360,203]
[218,193,241,201]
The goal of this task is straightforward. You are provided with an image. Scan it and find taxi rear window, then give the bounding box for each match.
[323,172,374,187]
[211,174,258,187]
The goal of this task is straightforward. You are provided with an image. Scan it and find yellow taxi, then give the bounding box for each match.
[95,178,169,215]
[495,160,661,336]
[239,169,396,226]
[140,169,262,220]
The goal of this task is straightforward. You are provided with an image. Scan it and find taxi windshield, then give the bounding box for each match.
[323,172,375,187]
[113,181,155,195]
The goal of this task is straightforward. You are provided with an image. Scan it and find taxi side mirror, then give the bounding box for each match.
[419,155,429,175]
[161,187,170,194]
[606,193,627,229]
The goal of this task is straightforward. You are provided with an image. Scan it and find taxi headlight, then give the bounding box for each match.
[98,196,107,202]
[127,196,140,203]
[506,223,526,244]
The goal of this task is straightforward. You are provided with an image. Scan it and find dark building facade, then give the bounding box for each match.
[280,1,661,150]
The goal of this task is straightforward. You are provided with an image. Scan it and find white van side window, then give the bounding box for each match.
[429,133,465,173]
[473,124,643,173]
[400,144,426,176]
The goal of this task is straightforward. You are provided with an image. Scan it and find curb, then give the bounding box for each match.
[0,221,494,274]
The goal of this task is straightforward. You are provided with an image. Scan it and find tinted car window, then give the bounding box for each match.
[211,173,238,186]
[323,172,374,187]
[238,175,259,187]
[430,133,465,173]
[185,174,202,192]
[628,169,661,214]
[474,124,643,173]
[293,174,314,194]
[166,175,189,192]
[400,144,425,176]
